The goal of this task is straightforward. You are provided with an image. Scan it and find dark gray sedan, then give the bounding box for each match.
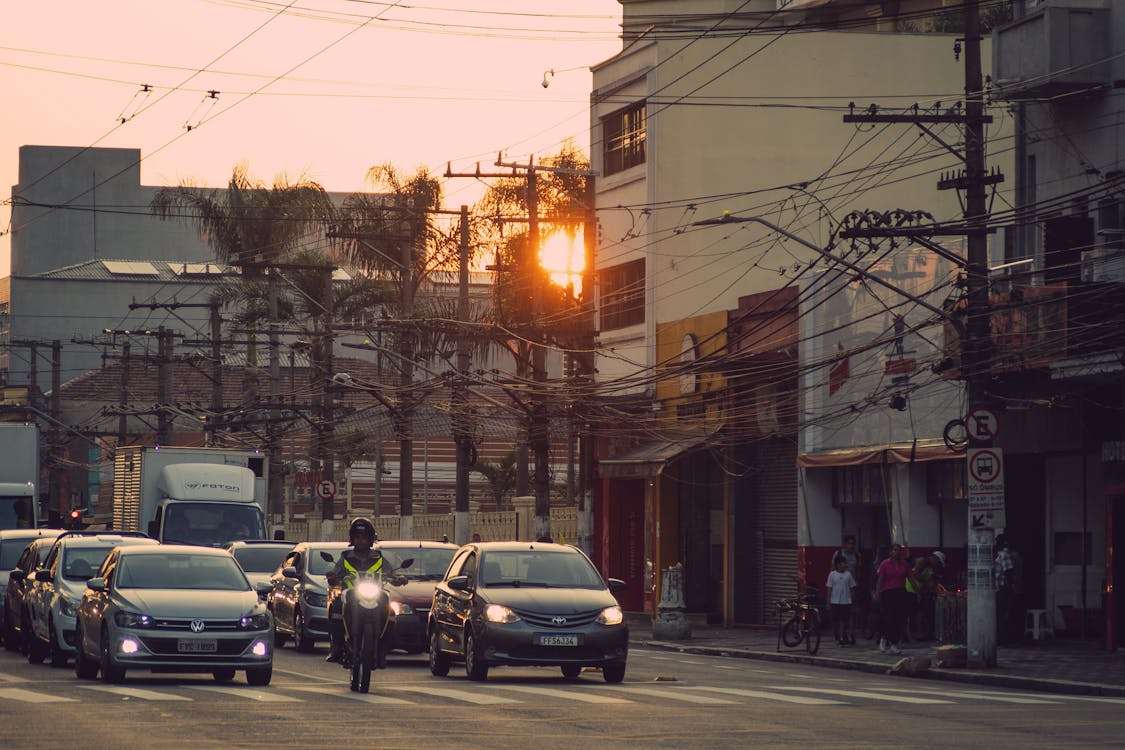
[73,545,274,685]
[428,542,628,683]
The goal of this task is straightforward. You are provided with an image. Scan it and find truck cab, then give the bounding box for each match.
[150,463,266,547]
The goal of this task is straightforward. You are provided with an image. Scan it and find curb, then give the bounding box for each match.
[633,638,1125,697]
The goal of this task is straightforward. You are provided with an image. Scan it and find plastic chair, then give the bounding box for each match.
[1024,608,1054,640]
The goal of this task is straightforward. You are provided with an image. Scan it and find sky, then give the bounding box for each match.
[0,0,624,277]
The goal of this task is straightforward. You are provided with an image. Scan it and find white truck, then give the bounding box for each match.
[0,423,40,530]
[112,446,269,547]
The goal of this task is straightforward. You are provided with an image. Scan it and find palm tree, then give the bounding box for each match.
[472,452,518,510]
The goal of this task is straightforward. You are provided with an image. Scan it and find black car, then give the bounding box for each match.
[376,540,458,654]
[428,541,628,683]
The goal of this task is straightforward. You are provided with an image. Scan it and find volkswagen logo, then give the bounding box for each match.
[190,620,206,633]
[551,616,567,625]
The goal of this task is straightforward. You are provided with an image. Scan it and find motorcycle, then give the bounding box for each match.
[329,558,412,693]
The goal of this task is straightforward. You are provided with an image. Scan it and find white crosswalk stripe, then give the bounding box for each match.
[288,684,414,704]
[765,686,953,704]
[0,687,76,703]
[876,687,1059,705]
[0,671,26,683]
[388,685,521,705]
[189,685,303,702]
[488,685,634,704]
[683,686,844,705]
[81,685,192,701]
[595,685,739,704]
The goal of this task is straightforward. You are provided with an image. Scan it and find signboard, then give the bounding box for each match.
[967,447,1005,530]
[966,407,1000,442]
[315,479,337,501]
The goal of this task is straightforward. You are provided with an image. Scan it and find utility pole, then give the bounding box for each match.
[118,341,130,445]
[267,268,283,535]
[454,205,473,544]
[577,175,598,556]
[157,327,173,444]
[523,162,552,540]
[209,302,223,446]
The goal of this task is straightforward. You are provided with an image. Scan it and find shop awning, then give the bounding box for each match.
[598,435,714,479]
[797,439,962,468]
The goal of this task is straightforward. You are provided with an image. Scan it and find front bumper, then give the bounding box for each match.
[107,625,274,671]
[387,610,428,652]
[473,621,629,667]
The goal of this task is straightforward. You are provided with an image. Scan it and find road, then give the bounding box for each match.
[2,641,1124,748]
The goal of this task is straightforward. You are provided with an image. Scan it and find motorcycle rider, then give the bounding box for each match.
[325,517,384,663]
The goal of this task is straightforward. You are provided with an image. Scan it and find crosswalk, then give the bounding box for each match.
[0,675,1122,708]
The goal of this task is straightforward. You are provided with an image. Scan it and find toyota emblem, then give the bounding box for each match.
[551,616,567,625]
[190,620,206,633]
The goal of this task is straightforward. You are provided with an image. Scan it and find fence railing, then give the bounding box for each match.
[284,507,577,545]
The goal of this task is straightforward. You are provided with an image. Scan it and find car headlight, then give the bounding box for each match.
[302,591,328,608]
[114,611,153,628]
[58,595,79,617]
[484,604,520,624]
[239,613,271,630]
[389,601,414,616]
[596,606,624,626]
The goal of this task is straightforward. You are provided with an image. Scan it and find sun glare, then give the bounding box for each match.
[538,230,585,296]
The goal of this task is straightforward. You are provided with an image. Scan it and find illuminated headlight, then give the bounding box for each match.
[356,581,381,599]
[596,606,624,626]
[114,611,153,628]
[251,640,269,657]
[389,601,414,616]
[239,613,271,630]
[302,591,328,608]
[58,596,79,618]
[119,638,140,654]
[484,604,519,624]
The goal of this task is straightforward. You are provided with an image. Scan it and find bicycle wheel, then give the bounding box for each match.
[781,616,803,648]
[804,613,821,655]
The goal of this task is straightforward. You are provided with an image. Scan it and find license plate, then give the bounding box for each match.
[177,639,218,653]
[537,634,579,646]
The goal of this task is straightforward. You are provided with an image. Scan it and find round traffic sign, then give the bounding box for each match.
[966,407,1000,442]
[968,448,1002,484]
[315,479,337,500]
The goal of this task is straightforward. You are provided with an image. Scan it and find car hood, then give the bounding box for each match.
[387,579,438,606]
[479,586,617,614]
[243,572,272,589]
[120,589,262,618]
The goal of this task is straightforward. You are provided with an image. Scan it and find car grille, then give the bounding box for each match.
[147,618,246,632]
[515,608,602,629]
[138,637,256,656]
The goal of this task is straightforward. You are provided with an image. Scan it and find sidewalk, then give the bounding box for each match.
[629,617,1125,696]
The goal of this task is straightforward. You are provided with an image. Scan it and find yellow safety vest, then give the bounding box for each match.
[342,556,383,588]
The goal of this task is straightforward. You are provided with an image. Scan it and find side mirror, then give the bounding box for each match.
[87,578,106,592]
[398,558,414,571]
[607,578,627,594]
[34,569,54,583]
[8,569,25,582]
[254,581,273,594]
[319,551,335,563]
[282,566,299,579]
[447,575,470,592]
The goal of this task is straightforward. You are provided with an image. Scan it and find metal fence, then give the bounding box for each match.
[935,591,967,645]
[284,507,577,545]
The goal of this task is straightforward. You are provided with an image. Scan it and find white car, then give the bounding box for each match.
[25,532,157,666]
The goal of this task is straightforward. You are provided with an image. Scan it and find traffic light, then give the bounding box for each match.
[68,508,83,530]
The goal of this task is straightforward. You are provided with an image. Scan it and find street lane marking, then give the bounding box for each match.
[189,686,302,702]
[0,687,75,703]
[489,685,633,704]
[0,671,26,683]
[388,685,521,705]
[288,685,413,704]
[1006,694,1125,705]
[81,685,192,701]
[596,686,738,704]
[875,687,1059,705]
[683,686,843,705]
[766,686,952,704]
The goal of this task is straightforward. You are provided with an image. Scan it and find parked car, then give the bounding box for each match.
[73,545,274,685]
[224,540,294,600]
[376,539,458,654]
[25,532,157,666]
[428,541,629,683]
[2,532,65,652]
[268,541,348,652]
[0,528,65,647]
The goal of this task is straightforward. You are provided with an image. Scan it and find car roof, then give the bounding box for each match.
[376,540,459,550]
[472,541,580,554]
[224,541,294,549]
[0,528,65,541]
[297,541,349,550]
[54,535,159,549]
[119,545,234,557]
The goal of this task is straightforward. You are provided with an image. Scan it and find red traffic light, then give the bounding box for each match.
[69,509,82,519]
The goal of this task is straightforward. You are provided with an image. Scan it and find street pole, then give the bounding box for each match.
[962,0,998,668]
[527,166,552,540]
[454,205,473,544]
[398,206,417,540]
[267,267,283,535]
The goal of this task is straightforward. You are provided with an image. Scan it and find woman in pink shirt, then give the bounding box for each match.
[874,543,914,654]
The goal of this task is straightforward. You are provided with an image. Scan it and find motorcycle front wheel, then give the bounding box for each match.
[351,622,376,693]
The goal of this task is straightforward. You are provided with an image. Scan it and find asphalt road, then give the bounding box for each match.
[2,641,1125,749]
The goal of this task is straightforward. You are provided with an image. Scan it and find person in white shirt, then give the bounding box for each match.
[826,554,858,646]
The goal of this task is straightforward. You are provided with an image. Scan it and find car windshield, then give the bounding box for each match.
[232,546,291,573]
[162,503,264,547]
[307,548,342,576]
[61,547,113,581]
[116,554,250,591]
[480,551,605,589]
[380,547,455,580]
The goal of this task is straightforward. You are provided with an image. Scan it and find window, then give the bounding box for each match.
[599,258,645,331]
[603,102,646,176]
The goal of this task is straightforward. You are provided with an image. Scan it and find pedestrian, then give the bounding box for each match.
[825,554,857,646]
[994,534,1024,645]
[874,543,914,655]
[837,535,862,644]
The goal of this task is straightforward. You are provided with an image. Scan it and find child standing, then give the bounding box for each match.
[826,554,857,646]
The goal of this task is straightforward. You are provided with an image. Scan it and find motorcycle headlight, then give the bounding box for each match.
[58,595,79,618]
[356,581,382,600]
[596,606,624,626]
[389,600,414,616]
[302,591,328,608]
[114,611,153,628]
[239,613,271,630]
[484,604,519,624]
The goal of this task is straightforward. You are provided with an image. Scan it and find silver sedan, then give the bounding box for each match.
[73,545,274,685]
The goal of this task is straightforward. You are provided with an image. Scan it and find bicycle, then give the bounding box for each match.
[775,585,822,655]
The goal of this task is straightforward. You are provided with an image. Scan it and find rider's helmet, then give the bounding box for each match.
[349,517,377,545]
